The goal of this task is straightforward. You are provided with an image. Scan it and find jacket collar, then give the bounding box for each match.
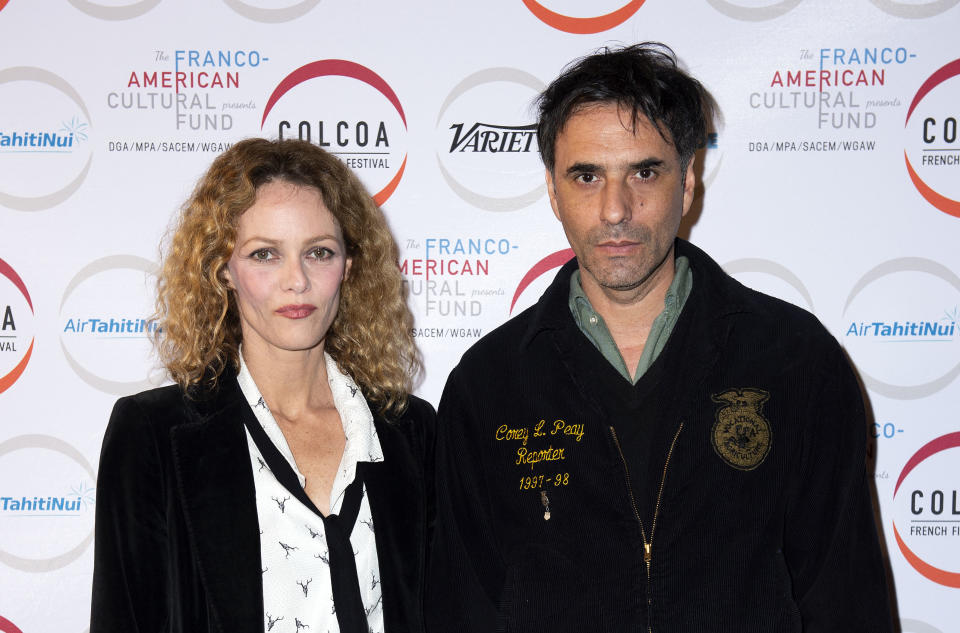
[519,238,753,348]
[170,373,264,633]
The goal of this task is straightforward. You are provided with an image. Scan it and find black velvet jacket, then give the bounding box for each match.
[91,374,435,633]
[427,239,893,633]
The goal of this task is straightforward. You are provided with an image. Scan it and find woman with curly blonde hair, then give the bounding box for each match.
[92,138,434,633]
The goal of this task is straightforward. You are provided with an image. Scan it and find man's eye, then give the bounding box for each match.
[637,168,655,180]
[575,173,598,184]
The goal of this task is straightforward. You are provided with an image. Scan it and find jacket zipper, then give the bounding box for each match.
[609,423,684,633]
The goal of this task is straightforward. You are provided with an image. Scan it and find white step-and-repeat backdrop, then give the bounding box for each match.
[1,1,959,631]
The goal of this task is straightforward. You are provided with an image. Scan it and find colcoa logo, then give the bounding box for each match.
[0,258,33,395]
[892,432,960,588]
[261,59,407,206]
[904,58,960,217]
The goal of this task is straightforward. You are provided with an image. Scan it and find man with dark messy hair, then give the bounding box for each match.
[428,43,893,632]
[536,43,707,175]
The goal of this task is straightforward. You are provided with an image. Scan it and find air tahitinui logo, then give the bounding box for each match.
[59,255,163,395]
[842,258,960,400]
[0,434,96,572]
[522,0,645,33]
[436,68,545,212]
[904,57,960,218]
[262,59,407,206]
[892,432,960,588]
[0,258,34,396]
[0,67,92,211]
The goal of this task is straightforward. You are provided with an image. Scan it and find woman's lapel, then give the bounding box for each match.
[170,376,264,633]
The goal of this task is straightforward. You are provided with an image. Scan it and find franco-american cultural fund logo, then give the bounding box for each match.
[436,68,545,212]
[108,47,270,142]
[0,67,92,211]
[261,59,407,206]
[903,57,960,218]
[522,0,646,33]
[892,432,960,588]
[747,45,916,155]
[0,257,34,396]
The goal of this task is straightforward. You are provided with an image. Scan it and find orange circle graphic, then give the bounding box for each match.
[522,0,646,34]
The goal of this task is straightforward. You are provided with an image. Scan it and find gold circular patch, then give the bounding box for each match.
[711,388,772,471]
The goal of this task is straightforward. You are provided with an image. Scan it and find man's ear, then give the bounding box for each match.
[546,169,561,221]
[681,155,696,218]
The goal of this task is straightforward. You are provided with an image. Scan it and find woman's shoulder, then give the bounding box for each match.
[108,383,195,433]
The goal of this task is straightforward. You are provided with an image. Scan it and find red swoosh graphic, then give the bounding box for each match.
[0,338,33,395]
[893,524,960,588]
[904,153,960,218]
[261,59,406,128]
[905,58,960,125]
[510,248,575,313]
[0,257,32,313]
[894,430,960,496]
[522,0,645,34]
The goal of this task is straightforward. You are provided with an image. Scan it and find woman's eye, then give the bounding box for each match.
[310,247,333,260]
[250,249,273,261]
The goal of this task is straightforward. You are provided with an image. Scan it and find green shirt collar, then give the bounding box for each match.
[569,256,692,384]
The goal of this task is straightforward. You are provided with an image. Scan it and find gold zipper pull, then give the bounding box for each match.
[541,490,551,521]
[644,541,652,563]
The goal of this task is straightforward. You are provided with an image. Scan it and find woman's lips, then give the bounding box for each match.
[275,304,317,319]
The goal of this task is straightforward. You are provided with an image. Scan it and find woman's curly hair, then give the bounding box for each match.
[154,138,420,415]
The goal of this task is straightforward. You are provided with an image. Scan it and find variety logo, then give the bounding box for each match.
[68,0,160,20]
[0,67,92,211]
[746,46,916,154]
[436,68,545,212]
[0,257,34,396]
[868,0,960,19]
[59,255,164,395]
[892,432,960,588]
[106,48,270,146]
[706,0,804,21]
[842,258,960,399]
[223,0,321,22]
[0,434,96,572]
[903,57,960,217]
[522,0,645,34]
[262,59,407,206]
